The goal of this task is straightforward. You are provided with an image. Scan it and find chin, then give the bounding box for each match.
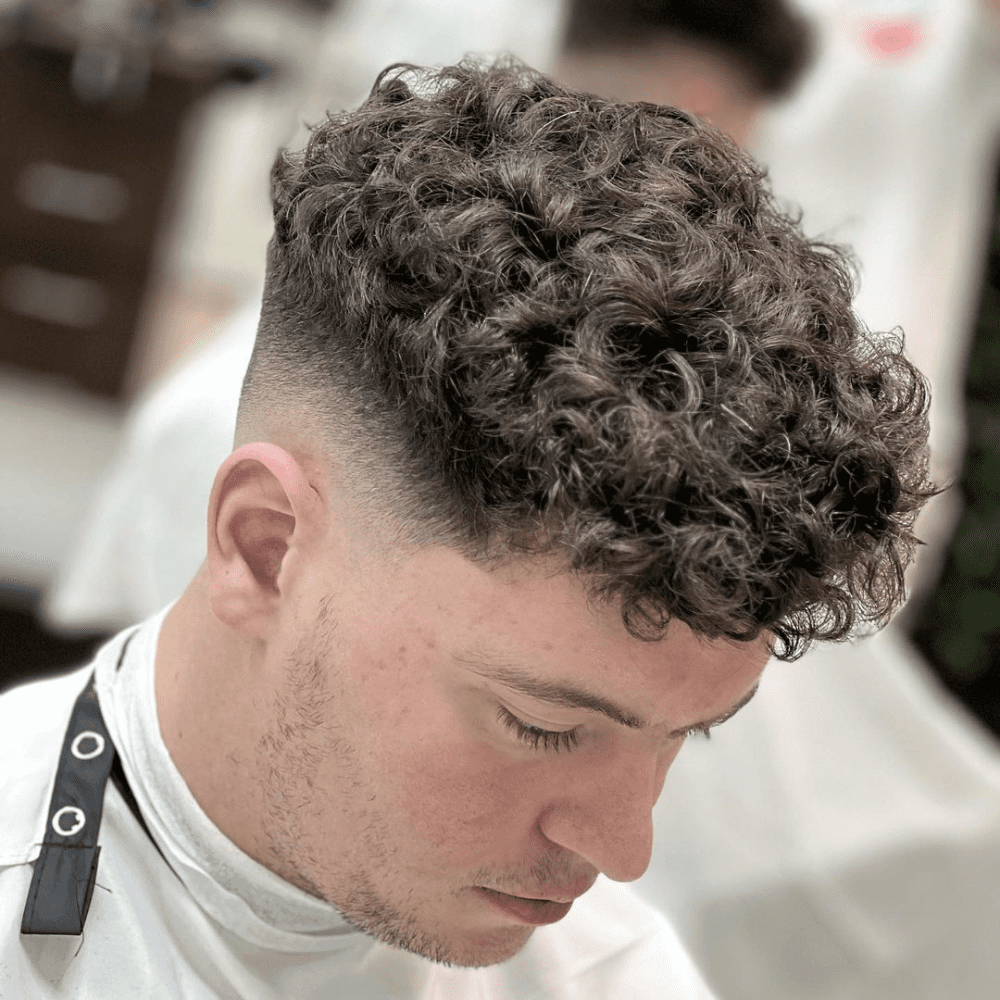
[415,923,536,969]
[350,905,535,968]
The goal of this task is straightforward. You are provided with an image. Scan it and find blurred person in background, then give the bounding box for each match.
[0,59,935,998]
[554,0,814,149]
[30,1,1000,998]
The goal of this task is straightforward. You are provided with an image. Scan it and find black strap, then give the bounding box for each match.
[108,752,165,865]
[21,671,115,935]
[102,629,168,864]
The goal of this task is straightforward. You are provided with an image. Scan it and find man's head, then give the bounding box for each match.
[240,59,930,662]
[554,0,815,146]
[167,61,931,969]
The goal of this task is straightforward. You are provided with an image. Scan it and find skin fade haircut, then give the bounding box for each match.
[240,59,935,662]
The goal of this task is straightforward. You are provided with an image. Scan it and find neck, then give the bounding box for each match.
[156,568,268,859]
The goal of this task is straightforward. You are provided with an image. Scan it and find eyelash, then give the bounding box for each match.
[497,707,715,752]
[497,706,581,753]
[682,725,712,741]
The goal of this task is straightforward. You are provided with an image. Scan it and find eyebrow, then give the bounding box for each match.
[456,651,760,737]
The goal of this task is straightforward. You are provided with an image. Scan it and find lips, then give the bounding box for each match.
[473,886,576,925]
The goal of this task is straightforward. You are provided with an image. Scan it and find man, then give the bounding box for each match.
[3,60,932,997]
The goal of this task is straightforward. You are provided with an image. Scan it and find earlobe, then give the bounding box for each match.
[207,443,322,638]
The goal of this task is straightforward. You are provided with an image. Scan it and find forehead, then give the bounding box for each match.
[355,545,770,728]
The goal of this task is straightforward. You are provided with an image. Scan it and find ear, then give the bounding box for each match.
[207,442,325,639]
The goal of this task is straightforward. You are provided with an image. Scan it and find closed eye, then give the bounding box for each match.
[497,705,581,753]
[678,723,712,740]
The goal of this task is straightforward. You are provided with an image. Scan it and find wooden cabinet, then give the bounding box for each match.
[0,32,233,397]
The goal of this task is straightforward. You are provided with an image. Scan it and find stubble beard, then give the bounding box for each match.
[255,615,531,968]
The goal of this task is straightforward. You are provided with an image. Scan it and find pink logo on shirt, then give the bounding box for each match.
[861,19,924,59]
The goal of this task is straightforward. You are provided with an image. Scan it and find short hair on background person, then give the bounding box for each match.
[562,0,815,99]
[240,59,935,660]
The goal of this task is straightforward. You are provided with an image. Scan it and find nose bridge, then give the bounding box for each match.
[538,742,670,883]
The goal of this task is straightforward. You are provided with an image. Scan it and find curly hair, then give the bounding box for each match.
[244,59,934,660]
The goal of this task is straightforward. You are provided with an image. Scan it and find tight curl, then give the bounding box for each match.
[258,59,935,659]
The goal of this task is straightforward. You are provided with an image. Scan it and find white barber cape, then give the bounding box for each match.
[0,610,714,1000]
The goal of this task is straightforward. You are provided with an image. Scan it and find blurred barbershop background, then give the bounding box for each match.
[2,0,1000,997]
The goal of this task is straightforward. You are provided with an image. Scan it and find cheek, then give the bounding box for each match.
[380,714,542,864]
[343,640,545,864]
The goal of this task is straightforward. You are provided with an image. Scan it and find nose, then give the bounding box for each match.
[536,742,674,883]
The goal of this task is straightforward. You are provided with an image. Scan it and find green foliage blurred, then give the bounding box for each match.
[911,162,1000,732]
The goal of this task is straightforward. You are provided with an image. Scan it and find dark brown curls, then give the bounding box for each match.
[255,59,936,660]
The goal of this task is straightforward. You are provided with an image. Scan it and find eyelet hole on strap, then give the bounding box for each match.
[52,806,87,837]
[71,731,106,760]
